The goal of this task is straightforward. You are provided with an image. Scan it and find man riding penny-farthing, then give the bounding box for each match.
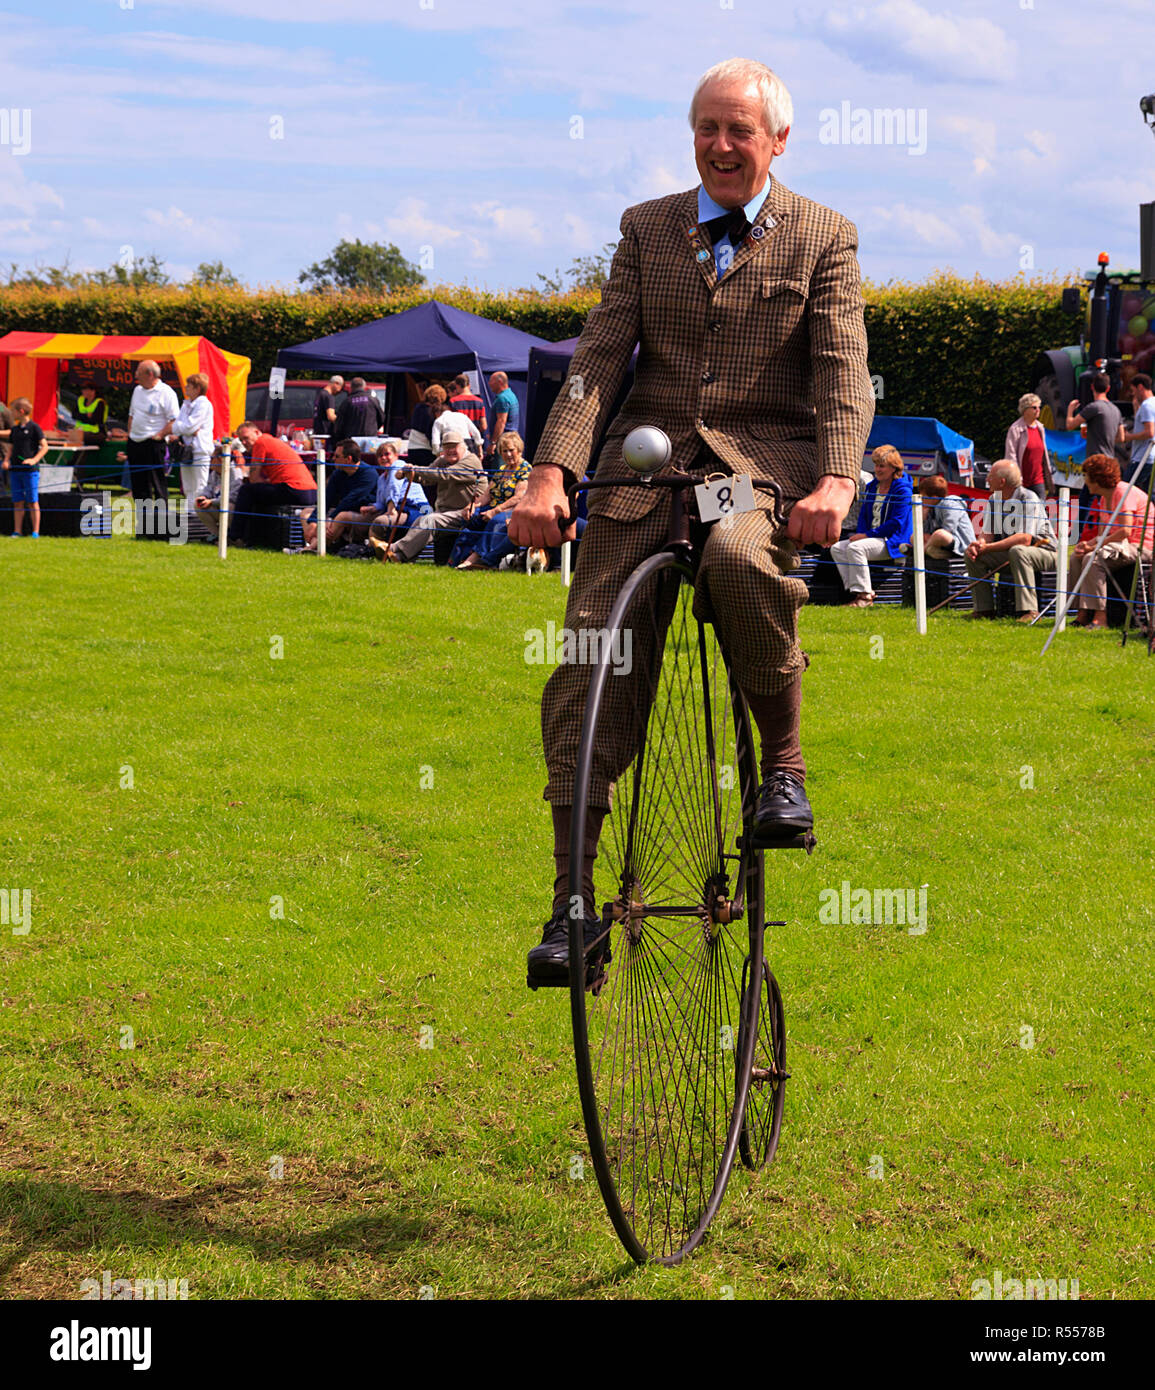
[509,57,875,1264]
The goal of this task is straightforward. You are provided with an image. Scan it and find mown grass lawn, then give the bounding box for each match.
[1,535,1153,1300]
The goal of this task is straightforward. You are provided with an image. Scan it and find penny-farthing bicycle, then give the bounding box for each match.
[564,427,807,1265]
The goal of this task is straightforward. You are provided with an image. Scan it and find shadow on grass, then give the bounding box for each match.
[0,1175,644,1297]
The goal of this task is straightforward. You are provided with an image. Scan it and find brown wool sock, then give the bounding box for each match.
[744,675,806,784]
[551,803,606,919]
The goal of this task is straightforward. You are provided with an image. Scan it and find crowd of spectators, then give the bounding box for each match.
[8,366,1152,617]
[205,409,557,572]
[824,430,1152,626]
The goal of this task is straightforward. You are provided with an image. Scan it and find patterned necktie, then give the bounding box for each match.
[702,207,751,250]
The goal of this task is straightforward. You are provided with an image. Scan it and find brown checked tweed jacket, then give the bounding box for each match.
[536,178,875,517]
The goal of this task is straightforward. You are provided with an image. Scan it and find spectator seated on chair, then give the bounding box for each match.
[366,440,431,555]
[230,422,317,547]
[963,459,1055,622]
[194,444,247,541]
[918,474,975,559]
[451,431,532,569]
[384,431,489,564]
[829,444,913,607]
[299,441,379,553]
[1067,452,1155,629]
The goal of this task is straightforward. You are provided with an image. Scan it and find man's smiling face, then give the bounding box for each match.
[693,79,787,209]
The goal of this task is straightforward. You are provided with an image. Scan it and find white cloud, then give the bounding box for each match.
[334,199,492,266]
[942,115,998,161]
[1021,129,1056,161]
[0,1,1141,292]
[144,206,199,234]
[470,203,544,246]
[809,1,1016,82]
[865,201,1018,258]
[140,206,235,259]
[0,162,65,217]
[115,30,326,75]
[146,0,544,28]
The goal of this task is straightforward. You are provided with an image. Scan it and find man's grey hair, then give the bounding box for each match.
[688,59,793,137]
[137,359,161,378]
[988,459,1022,488]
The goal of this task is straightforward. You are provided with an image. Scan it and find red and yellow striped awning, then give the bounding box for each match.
[0,332,250,433]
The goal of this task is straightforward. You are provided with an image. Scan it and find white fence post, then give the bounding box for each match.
[1055,486,1070,635]
[912,495,926,635]
[218,450,231,560]
[316,461,327,557]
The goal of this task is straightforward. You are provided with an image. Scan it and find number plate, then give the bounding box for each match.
[695,473,756,522]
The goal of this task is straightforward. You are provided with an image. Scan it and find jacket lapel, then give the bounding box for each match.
[682,178,795,288]
[724,178,793,279]
[680,190,718,291]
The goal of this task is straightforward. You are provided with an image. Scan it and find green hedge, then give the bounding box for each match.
[860,272,1077,461]
[0,273,1078,459]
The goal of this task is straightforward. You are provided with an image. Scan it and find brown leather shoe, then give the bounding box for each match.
[1016,612,1039,624]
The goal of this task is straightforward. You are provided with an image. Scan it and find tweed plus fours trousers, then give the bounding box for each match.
[541,505,808,810]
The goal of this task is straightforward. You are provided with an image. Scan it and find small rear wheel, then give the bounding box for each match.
[738,959,787,1171]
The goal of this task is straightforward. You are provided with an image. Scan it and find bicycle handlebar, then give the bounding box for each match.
[560,471,786,531]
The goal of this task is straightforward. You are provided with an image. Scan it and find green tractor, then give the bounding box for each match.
[1030,95,1155,432]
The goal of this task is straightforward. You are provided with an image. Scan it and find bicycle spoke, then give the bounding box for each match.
[573,557,764,1262]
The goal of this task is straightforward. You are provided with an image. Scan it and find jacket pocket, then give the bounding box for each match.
[762,276,810,300]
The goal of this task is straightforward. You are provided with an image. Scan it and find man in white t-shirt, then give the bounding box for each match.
[127,360,180,503]
[964,459,1056,621]
[1121,373,1155,495]
[431,407,483,457]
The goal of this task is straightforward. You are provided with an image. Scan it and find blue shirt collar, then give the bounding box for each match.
[697,174,772,229]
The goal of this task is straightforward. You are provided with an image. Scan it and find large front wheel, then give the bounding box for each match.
[569,552,764,1264]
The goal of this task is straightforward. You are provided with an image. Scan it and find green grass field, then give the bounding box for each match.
[1,536,1153,1300]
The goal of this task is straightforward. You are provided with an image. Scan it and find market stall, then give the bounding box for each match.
[0,332,250,451]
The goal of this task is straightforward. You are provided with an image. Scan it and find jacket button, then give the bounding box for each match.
[709,321,722,332]
[701,372,714,384]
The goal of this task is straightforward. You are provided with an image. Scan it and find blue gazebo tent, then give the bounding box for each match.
[275,300,552,437]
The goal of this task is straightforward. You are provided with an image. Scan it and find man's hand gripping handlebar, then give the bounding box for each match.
[508,465,575,551]
[508,460,855,552]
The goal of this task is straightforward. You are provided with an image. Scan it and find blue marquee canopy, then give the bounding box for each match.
[276,300,550,378]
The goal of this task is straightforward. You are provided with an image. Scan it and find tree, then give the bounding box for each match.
[189,260,241,288]
[88,252,172,288]
[5,259,81,289]
[536,242,618,295]
[4,253,172,289]
[298,239,424,293]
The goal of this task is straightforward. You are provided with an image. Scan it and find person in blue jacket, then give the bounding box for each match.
[297,440,380,553]
[830,444,913,607]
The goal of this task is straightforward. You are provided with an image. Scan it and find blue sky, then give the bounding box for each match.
[2,0,1153,291]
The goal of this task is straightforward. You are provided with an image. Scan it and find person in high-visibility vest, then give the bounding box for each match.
[75,384,108,445]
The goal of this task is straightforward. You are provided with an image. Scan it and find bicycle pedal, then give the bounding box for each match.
[739,830,817,853]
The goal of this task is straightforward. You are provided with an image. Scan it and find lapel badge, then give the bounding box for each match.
[696,248,711,261]
[750,225,765,240]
